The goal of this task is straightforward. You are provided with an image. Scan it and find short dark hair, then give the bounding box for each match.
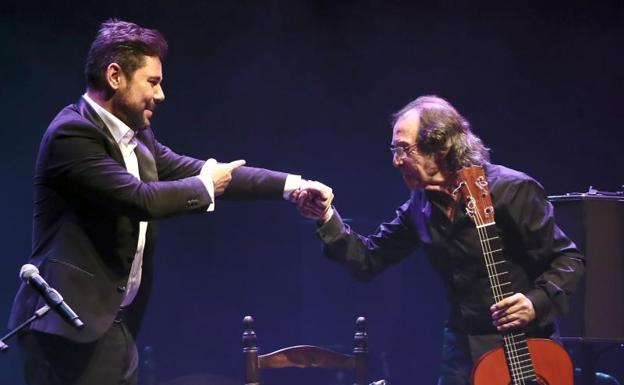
[84,19,168,90]
[393,95,490,172]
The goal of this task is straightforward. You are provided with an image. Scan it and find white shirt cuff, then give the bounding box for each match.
[283,174,304,201]
[197,158,216,212]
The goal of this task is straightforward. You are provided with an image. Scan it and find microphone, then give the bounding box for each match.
[20,264,84,330]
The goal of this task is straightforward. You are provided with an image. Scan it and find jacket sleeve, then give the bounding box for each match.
[44,121,212,220]
[316,201,420,282]
[152,137,205,181]
[148,133,288,201]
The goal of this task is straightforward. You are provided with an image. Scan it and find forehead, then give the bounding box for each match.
[134,55,162,77]
[392,109,420,144]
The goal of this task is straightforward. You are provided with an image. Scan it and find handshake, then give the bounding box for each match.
[291,180,335,224]
[201,159,334,223]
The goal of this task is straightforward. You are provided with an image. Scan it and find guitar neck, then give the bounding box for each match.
[477,222,513,303]
[477,221,539,383]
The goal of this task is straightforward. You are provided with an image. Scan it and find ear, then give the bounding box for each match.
[105,63,125,91]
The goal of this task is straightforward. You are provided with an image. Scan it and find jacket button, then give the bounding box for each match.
[117,285,126,293]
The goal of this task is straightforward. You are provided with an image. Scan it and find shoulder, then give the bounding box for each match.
[484,163,547,207]
[45,103,99,138]
[486,163,543,192]
[36,102,113,166]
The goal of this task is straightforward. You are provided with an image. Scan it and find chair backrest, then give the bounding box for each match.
[242,316,368,385]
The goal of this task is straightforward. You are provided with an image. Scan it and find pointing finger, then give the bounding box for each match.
[227,159,246,170]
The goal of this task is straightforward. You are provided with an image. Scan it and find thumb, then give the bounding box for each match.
[310,181,332,199]
[227,159,246,170]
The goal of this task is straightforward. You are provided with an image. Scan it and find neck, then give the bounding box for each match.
[86,88,114,115]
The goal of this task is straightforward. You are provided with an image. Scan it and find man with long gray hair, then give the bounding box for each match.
[295,95,585,384]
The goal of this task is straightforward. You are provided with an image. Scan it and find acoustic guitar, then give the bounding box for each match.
[454,165,573,385]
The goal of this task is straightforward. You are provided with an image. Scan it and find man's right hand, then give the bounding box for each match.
[212,159,246,196]
[295,180,334,224]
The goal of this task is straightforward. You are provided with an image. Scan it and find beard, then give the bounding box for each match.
[112,92,152,131]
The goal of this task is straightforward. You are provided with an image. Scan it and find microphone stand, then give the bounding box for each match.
[0,305,50,353]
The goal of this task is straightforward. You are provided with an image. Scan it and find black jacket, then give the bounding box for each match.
[9,98,288,342]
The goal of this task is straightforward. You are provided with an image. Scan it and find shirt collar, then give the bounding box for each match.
[82,92,135,146]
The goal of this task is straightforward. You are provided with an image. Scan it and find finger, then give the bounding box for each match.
[496,319,522,331]
[492,303,522,320]
[305,209,326,218]
[301,203,325,214]
[289,190,301,202]
[301,189,323,200]
[296,191,310,209]
[298,208,321,220]
[315,189,331,200]
[306,197,329,209]
[303,196,326,209]
[493,312,524,329]
[308,181,333,199]
[227,159,246,170]
[494,310,520,324]
[293,190,306,204]
[490,294,520,313]
[315,187,333,200]
[299,203,325,216]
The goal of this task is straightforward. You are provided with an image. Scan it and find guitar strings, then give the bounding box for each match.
[471,199,526,384]
[468,183,536,384]
[471,201,523,383]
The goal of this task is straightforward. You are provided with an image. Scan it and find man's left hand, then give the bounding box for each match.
[490,293,536,331]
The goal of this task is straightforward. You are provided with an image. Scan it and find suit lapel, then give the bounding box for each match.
[134,139,158,182]
[76,97,126,167]
[77,97,159,182]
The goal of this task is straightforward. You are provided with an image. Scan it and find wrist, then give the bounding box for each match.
[318,207,334,225]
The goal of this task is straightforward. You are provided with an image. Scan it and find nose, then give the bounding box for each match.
[154,84,165,103]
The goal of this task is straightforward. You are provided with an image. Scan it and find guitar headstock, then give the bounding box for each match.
[454,165,494,226]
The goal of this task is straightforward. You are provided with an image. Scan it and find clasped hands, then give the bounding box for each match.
[202,159,335,223]
[292,180,334,224]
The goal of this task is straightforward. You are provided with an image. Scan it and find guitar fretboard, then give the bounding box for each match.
[475,222,538,383]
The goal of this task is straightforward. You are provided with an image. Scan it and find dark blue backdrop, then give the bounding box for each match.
[1,1,622,384]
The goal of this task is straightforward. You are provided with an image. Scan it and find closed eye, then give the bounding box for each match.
[148,77,162,86]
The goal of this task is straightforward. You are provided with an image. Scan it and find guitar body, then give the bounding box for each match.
[472,338,574,385]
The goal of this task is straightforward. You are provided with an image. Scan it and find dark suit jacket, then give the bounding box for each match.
[9,98,288,342]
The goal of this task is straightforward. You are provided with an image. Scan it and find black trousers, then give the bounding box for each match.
[437,327,503,385]
[17,320,138,385]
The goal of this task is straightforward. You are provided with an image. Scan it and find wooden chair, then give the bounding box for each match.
[242,316,368,385]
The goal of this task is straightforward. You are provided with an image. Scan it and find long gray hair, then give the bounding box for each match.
[392,95,490,172]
